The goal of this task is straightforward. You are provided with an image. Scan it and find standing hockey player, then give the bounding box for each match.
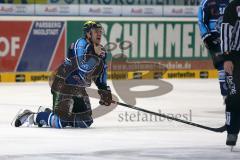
[198,0,229,100]
[221,0,240,148]
[13,20,112,128]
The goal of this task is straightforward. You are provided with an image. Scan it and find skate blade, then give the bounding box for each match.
[11,109,23,127]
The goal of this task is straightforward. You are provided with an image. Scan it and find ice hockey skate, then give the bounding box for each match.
[226,134,238,151]
[12,109,35,127]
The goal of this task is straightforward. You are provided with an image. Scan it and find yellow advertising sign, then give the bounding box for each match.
[0,70,218,83]
[0,72,52,82]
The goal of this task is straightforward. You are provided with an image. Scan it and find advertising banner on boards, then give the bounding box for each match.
[79,5,121,16]
[35,4,78,16]
[0,4,34,15]
[0,21,65,72]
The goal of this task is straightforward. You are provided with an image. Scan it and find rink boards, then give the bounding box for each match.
[0,17,217,82]
[0,70,218,82]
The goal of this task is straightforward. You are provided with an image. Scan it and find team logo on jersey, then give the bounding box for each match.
[219,6,225,15]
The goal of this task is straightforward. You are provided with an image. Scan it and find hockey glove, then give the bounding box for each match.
[98,86,112,106]
[210,52,225,69]
[204,35,220,51]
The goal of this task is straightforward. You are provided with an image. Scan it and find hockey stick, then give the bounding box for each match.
[112,101,226,133]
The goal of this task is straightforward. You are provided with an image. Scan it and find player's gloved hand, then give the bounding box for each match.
[211,52,225,69]
[94,44,105,57]
[98,86,112,106]
[204,35,220,50]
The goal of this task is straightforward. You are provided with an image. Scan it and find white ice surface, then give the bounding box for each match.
[0,79,239,160]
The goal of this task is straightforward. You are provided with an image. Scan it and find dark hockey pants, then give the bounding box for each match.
[225,54,240,134]
[51,91,93,128]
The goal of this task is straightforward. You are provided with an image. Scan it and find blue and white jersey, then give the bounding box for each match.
[198,0,229,40]
[65,38,108,90]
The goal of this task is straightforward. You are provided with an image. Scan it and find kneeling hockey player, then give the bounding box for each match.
[13,20,112,128]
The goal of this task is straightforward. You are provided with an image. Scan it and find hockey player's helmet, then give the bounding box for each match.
[83,20,103,36]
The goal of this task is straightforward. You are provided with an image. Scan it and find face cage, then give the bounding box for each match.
[90,27,105,36]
